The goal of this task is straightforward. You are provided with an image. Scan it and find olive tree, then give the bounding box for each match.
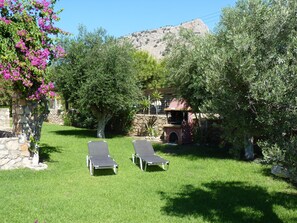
[54,26,140,138]
[167,0,297,166]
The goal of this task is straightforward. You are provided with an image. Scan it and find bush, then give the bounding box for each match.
[63,109,96,129]
[105,109,136,135]
[260,138,297,183]
[63,108,136,135]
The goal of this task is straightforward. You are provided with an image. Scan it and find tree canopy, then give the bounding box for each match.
[167,0,297,172]
[133,50,168,90]
[53,26,141,138]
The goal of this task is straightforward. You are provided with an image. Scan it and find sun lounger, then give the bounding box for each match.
[87,141,118,175]
[132,139,169,171]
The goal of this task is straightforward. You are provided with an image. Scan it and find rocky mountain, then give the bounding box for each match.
[123,18,209,59]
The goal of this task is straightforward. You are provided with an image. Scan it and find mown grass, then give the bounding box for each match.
[0,123,296,223]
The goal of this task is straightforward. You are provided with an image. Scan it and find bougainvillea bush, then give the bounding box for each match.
[0,0,64,151]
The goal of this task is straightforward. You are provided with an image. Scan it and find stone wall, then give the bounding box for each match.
[0,137,31,170]
[47,109,64,125]
[130,114,167,136]
[0,108,10,131]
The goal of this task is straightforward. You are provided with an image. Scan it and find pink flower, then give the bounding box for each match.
[38,17,52,31]
[49,91,55,97]
[27,48,50,70]
[22,79,33,87]
[17,30,27,36]
[2,70,11,80]
[55,45,65,58]
[52,14,59,21]
[0,17,12,24]
[48,81,55,89]
[0,0,65,102]
[15,39,27,52]
[11,68,21,81]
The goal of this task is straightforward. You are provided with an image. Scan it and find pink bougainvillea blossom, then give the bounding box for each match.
[0,0,65,101]
[22,79,33,87]
[28,80,56,100]
[15,39,27,52]
[26,48,50,70]
[17,30,27,36]
[0,64,12,80]
[34,0,51,10]
[54,45,66,58]
[0,17,12,24]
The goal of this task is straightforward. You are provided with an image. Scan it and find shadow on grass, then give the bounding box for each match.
[50,129,96,138]
[259,166,297,187]
[92,169,117,176]
[39,143,62,162]
[51,129,123,139]
[153,143,231,160]
[159,181,297,223]
[129,158,167,172]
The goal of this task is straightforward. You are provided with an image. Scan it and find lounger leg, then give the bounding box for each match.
[90,162,94,176]
[86,155,89,168]
[114,166,118,174]
[139,158,143,171]
[132,154,135,164]
[144,162,148,171]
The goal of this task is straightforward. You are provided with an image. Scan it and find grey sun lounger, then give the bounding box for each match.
[87,141,118,176]
[132,140,169,171]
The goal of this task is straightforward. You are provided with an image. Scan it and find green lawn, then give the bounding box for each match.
[0,123,296,223]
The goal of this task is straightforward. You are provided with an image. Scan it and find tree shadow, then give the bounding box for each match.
[39,143,62,162]
[129,158,167,172]
[51,129,123,139]
[259,166,297,187]
[159,181,297,223]
[160,181,297,223]
[153,143,231,160]
[50,129,96,138]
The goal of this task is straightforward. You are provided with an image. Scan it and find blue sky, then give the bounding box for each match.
[55,0,237,37]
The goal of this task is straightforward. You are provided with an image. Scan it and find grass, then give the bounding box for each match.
[0,123,297,223]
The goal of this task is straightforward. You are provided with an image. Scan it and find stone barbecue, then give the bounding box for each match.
[163,99,194,144]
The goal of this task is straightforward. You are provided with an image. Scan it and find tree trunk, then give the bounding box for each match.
[244,134,254,160]
[12,91,49,154]
[97,119,107,138]
[91,107,112,138]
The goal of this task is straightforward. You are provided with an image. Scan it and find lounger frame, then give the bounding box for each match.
[87,141,118,175]
[132,140,169,171]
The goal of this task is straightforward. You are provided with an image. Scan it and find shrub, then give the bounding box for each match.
[260,138,297,183]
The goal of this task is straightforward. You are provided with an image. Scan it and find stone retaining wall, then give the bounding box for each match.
[0,137,31,170]
[130,114,167,136]
[47,109,64,125]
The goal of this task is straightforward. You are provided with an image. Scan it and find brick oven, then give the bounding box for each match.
[163,99,193,144]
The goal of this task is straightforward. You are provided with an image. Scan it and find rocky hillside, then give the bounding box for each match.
[123,19,209,59]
